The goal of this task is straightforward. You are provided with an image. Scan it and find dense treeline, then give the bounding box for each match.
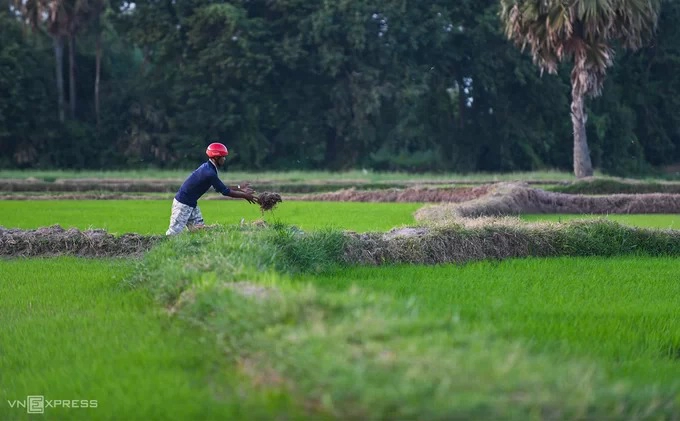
[1,0,679,175]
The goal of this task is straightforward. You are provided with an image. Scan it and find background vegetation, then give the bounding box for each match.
[2,1,680,175]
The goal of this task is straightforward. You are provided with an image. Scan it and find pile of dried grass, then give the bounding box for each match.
[0,225,162,257]
[415,182,680,223]
[343,220,680,266]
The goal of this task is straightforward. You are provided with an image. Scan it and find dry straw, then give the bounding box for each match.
[415,182,680,221]
[343,182,680,266]
[0,225,162,257]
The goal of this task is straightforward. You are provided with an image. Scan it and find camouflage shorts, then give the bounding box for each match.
[166,199,205,235]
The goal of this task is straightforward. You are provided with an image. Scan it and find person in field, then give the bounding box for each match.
[166,142,259,235]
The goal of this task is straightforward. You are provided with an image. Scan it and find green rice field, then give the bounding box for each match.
[2,201,680,234]
[0,258,303,420]
[1,199,679,419]
[0,200,422,234]
[297,257,680,384]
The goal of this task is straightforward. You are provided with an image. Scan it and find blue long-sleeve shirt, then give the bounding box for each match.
[175,161,231,207]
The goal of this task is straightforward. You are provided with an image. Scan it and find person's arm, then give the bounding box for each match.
[228,183,254,194]
[226,189,259,204]
[210,174,231,196]
[212,174,258,204]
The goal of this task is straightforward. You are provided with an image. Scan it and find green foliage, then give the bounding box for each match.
[0,13,60,167]
[133,224,680,418]
[0,258,306,420]
[300,257,680,392]
[553,219,680,256]
[1,1,679,175]
[369,145,444,172]
[265,223,347,274]
[130,226,280,305]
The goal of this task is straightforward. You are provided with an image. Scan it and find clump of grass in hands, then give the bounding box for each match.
[257,192,283,212]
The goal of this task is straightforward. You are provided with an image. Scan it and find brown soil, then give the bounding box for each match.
[1,187,488,202]
[0,225,162,258]
[0,179,181,193]
[292,186,491,203]
[0,193,170,200]
[0,177,561,194]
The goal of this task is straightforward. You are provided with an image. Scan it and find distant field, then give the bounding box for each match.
[3,201,680,234]
[522,213,680,230]
[0,200,422,234]
[2,200,679,234]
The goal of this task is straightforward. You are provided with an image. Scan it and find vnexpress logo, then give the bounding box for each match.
[8,395,98,413]
[27,395,44,414]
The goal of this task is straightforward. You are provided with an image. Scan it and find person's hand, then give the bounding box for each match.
[244,193,259,205]
[237,182,255,194]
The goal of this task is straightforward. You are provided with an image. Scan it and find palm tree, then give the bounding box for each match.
[91,0,106,130]
[13,0,94,121]
[63,0,94,119]
[500,0,661,178]
[13,0,69,122]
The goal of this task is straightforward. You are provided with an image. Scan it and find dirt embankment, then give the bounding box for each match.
[0,178,181,193]
[0,177,565,195]
[0,193,171,200]
[415,182,680,222]
[0,225,162,258]
[343,221,680,266]
[1,186,492,202]
[291,186,491,203]
[4,182,680,260]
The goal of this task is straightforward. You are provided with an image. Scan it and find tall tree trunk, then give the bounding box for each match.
[95,22,102,131]
[68,35,76,119]
[325,131,339,170]
[570,76,594,178]
[53,36,65,122]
